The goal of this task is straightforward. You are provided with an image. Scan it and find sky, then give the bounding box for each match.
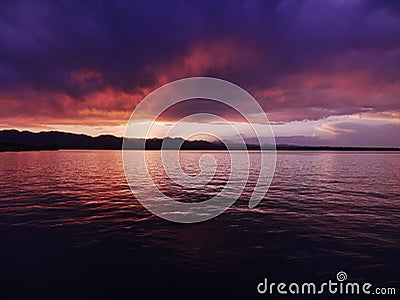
[0,0,399,146]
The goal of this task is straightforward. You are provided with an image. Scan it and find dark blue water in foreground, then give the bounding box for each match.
[0,150,399,299]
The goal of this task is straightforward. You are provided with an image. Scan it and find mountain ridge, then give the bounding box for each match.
[0,129,398,152]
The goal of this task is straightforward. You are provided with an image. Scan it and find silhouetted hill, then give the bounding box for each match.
[0,130,398,152]
[0,130,121,150]
[0,130,229,151]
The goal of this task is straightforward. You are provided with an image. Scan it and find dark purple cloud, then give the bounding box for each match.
[0,0,399,124]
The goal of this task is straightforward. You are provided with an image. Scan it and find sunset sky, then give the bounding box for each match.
[0,0,399,146]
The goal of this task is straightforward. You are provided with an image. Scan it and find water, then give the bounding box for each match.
[0,150,399,299]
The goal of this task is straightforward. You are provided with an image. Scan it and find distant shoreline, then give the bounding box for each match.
[1,146,399,152]
[1,129,399,152]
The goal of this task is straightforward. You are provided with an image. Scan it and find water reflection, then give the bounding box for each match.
[0,150,399,298]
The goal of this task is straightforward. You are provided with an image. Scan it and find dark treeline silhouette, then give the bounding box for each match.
[0,130,398,152]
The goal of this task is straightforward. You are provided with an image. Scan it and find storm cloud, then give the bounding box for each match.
[0,0,399,139]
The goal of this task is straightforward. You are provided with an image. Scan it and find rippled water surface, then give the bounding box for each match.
[0,150,399,299]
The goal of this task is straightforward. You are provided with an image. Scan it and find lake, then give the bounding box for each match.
[0,150,399,299]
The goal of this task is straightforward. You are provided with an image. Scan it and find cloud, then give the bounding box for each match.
[319,122,400,147]
[272,122,400,147]
[0,0,399,131]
